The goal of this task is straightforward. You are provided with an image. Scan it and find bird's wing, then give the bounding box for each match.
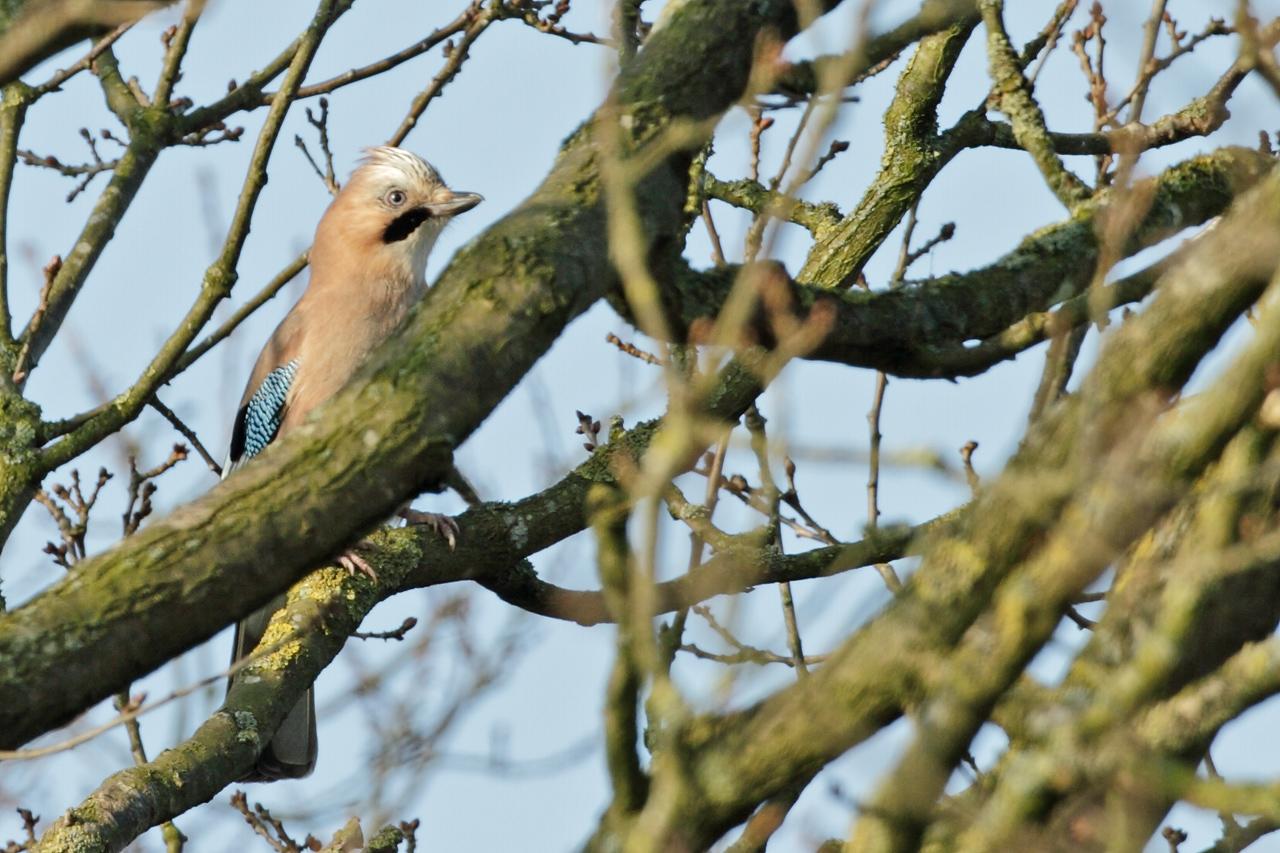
[223,309,307,476]
[226,360,299,471]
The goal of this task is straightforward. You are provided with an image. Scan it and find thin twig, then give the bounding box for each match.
[13,255,58,383]
[149,396,222,476]
[1027,1,1078,86]
[352,617,418,641]
[606,332,661,365]
[1128,0,1169,124]
[28,22,135,98]
[17,122,127,202]
[960,440,980,495]
[745,405,808,674]
[294,96,339,194]
[689,604,824,669]
[387,7,497,146]
[39,252,307,444]
[154,4,200,108]
[701,199,728,267]
[123,444,188,536]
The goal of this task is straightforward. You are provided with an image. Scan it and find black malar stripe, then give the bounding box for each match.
[382,207,431,243]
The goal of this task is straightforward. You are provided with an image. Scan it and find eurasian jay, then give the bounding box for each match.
[225,146,482,781]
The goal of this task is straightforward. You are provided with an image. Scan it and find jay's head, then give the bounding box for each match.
[316,146,482,284]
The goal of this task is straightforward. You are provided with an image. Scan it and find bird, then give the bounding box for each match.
[224,146,482,781]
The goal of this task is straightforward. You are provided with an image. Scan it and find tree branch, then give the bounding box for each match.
[797,16,977,287]
[32,539,418,853]
[652,147,1273,377]
[979,0,1091,208]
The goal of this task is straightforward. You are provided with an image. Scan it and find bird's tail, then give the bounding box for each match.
[230,596,317,781]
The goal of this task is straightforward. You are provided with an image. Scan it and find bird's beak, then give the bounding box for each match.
[426,191,483,217]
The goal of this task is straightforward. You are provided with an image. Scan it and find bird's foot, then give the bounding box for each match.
[399,509,459,549]
[337,543,377,581]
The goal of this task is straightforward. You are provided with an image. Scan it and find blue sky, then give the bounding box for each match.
[4,1,1279,850]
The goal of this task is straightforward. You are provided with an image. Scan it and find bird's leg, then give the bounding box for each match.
[337,543,378,581]
[399,506,459,549]
[339,506,457,580]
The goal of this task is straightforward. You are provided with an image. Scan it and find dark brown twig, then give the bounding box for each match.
[575,410,602,453]
[28,23,135,98]
[502,0,611,46]
[35,466,113,566]
[796,138,849,185]
[123,445,189,536]
[903,221,955,270]
[353,617,418,641]
[148,396,223,476]
[3,807,40,851]
[960,440,980,495]
[229,791,311,853]
[1161,825,1187,852]
[17,127,122,202]
[294,96,339,195]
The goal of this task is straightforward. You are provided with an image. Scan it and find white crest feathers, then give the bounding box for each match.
[357,146,442,188]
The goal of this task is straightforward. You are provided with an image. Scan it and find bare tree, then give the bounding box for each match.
[2,0,1280,851]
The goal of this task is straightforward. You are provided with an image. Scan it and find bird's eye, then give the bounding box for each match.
[385,189,407,206]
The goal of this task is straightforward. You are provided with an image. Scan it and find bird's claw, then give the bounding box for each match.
[337,545,377,581]
[399,509,459,549]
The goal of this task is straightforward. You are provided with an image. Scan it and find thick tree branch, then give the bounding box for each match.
[979,0,1090,208]
[945,21,1268,157]
[0,83,27,357]
[798,17,977,287]
[946,429,1280,849]
[460,514,927,628]
[653,147,1273,377]
[32,535,422,853]
[703,172,842,238]
[792,8,1263,292]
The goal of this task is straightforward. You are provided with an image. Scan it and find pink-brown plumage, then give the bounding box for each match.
[233,147,482,440]
[226,146,480,781]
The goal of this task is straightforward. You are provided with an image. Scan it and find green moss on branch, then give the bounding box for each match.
[651,147,1274,378]
[797,19,977,288]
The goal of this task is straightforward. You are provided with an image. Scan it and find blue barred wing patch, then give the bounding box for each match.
[228,360,298,468]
